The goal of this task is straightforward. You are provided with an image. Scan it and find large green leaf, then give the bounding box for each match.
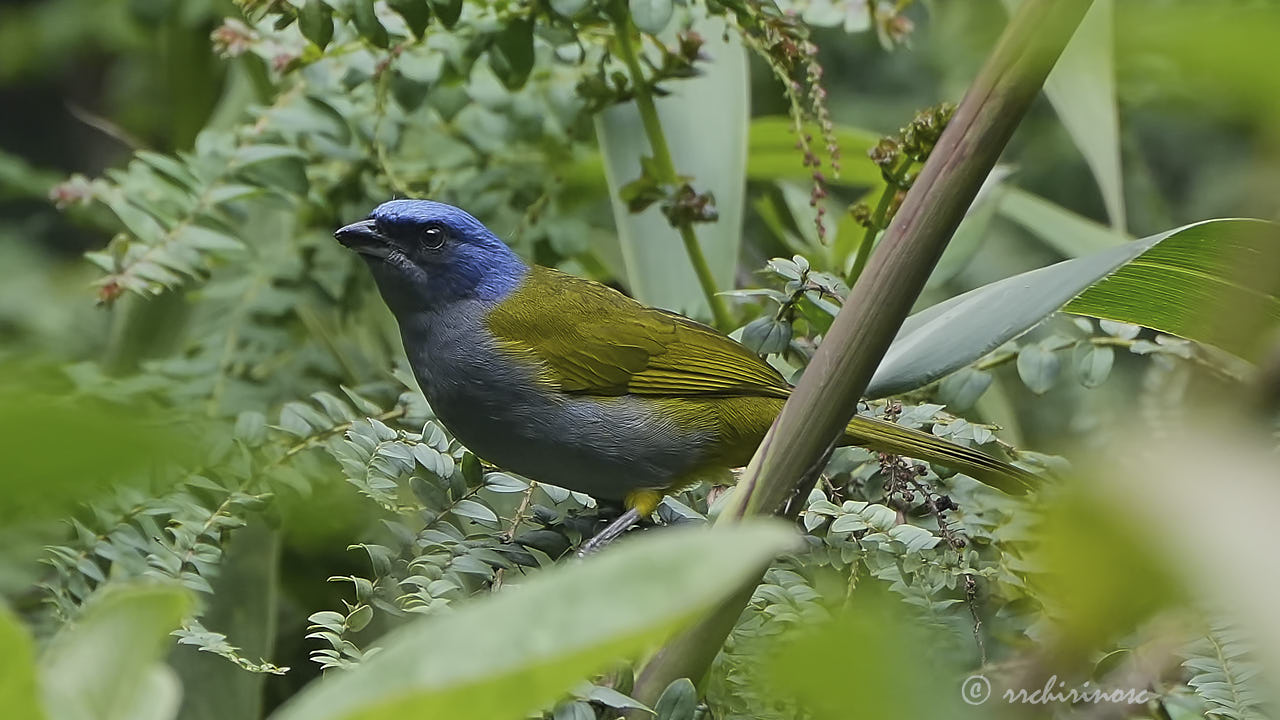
[0,605,45,720]
[1033,0,1126,230]
[997,186,1128,257]
[765,588,965,719]
[39,584,192,720]
[1065,221,1280,359]
[1096,425,1280,702]
[596,10,748,317]
[867,219,1280,397]
[270,523,797,720]
[565,118,881,207]
[926,167,1016,288]
[745,117,881,188]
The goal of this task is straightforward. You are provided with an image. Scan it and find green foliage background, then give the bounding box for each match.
[1,1,1279,719]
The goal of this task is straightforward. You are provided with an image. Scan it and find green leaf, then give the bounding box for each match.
[596,11,748,318]
[998,186,1128,257]
[583,684,652,713]
[740,316,792,355]
[39,584,192,720]
[1064,220,1280,362]
[175,224,243,253]
[299,0,334,49]
[427,0,462,29]
[1016,343,1060,395]
[351,0,389,48]
[452,499,499,525]
[886,524,940,552]
[927,167,1013,288]
[0,377,197,525]
[937,367,992,411]
[346,605,374,632]
[233,146,309,195]
[630,0,674,34]
[746,117,882,188]
[0,605,45,720]
[550,0,589,18]
[1073,343,1114,388]
[1037,0,1126,230]
[1100,319,1139,339]
[269,523,797,720]
[765,588,964,718]
[484,473,530,493]
[553,702,594,720]
[488,19,535,90]
[0,148,60,200]
[867,219,1280,398]
[386,0,431,38]
[654,678,697,720]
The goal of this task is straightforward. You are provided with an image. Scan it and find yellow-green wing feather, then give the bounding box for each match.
[485,266,790,398]
[486,266,1039,495]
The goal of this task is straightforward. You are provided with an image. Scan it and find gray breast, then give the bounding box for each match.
[395,302,710,501]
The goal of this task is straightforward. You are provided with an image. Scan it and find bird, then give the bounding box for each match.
[336,199,1035,550]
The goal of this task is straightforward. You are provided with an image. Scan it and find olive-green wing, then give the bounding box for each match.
[485,266,790,398]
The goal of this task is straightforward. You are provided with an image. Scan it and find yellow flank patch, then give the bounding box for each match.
[624,489,664,518]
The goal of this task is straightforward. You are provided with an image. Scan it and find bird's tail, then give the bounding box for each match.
[843,414,1038,495]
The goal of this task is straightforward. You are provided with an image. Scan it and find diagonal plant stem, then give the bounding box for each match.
[613,16,733,329]
[847,156,913,285]
[626,0,1096,707]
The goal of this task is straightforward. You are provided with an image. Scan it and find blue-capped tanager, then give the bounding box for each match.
[336,200,1034,545]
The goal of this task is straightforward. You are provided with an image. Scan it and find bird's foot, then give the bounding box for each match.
[576,508,642,558]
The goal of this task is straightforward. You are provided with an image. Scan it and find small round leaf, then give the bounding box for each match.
[1073,343,1114,388]
[1016,343,1060,395]
[630,0,675,34]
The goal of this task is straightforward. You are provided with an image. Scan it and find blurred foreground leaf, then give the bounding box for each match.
[39,583,192,720]
[868,219,1280,397]
[766,585,968,719]
[0,370,198,524]
[270,523,797,720]
[1030,490,1182,658]
[0,605,45,720]
[0,147,60,200]
[1099,425,1280,704]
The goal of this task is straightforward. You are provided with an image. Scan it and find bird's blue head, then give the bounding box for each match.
[335,199,528,314]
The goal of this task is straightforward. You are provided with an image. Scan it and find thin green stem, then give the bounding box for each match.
[848,157,913,285]
[975,335,1131,372]
[614,18,733,329]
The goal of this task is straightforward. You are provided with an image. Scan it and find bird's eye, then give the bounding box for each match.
[421,225,447,250]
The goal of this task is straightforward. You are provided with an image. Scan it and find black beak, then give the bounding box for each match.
[335,219,391,258]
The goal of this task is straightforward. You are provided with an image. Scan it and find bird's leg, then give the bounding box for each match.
[576,508,642,558]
